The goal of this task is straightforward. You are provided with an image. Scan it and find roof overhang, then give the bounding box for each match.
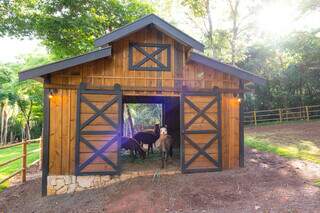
[19,47,111,81]
[94,14,204,52]
[189,52,267,86]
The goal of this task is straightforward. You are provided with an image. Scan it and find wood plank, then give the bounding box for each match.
[80,114,118,125]
[69,90,76,174]
[81,134,116,141]
[81,124,117,132]
[80,103,118,114]
[81,94,116,102]
[79,152,118,164]
[81,163,115,172]
[79,140,118,153]
[61,89,70,174]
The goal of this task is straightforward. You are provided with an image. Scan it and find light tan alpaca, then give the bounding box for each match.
[155,127,173,168]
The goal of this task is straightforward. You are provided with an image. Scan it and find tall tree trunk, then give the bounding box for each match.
[0,104,5,145]
[126,104,135,137]
[3,108,8,144]
[206,0,215,57]
[228,0,240,65]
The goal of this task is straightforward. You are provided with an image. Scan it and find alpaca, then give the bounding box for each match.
[155,126,173,168]
[133,124,160,155]
[120,136,146,160]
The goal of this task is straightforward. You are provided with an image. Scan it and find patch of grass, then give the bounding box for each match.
[0,143,40,191]
[245,136,320,164]
[314,180,320,188]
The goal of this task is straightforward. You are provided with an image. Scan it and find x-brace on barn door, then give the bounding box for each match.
[180,90,222,173]
[75,84,122,175]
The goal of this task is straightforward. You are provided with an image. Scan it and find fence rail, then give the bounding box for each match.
[0,138,42,185]
[244,105,320,126]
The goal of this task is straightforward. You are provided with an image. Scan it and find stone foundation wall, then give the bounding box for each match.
[47,170,179,195]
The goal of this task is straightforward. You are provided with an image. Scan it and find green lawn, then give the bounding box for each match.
[0,142,40,191]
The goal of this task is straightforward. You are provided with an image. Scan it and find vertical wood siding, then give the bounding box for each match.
[47,27,240,175]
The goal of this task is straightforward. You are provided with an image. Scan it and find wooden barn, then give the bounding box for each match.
[19,14,266,196]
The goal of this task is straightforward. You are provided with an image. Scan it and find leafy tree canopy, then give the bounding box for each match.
[0,0,154,58]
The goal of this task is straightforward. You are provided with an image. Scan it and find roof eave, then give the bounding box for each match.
[19,47,112,81]
[189,52,267,86]
[94,14,204,52]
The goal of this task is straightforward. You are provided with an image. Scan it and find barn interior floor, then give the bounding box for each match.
[120,148,180,173]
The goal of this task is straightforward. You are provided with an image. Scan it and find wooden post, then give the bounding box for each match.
[253,111,257,126]
[21,139,27,183]
[279,109,282,122]
[306,106,310,121]
[39,136,43,170]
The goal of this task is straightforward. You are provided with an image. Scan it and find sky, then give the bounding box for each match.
[0,37,47,63]
[0,0,319,63]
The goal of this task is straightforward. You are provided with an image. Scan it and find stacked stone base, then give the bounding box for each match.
[47,175,115,195]
[47,170,179,195]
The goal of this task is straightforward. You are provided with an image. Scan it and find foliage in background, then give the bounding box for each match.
[241,31,320,111]
[0,0,154,58]
[183,0,262,64]
[0,54,50,144]
[124,104,162,130]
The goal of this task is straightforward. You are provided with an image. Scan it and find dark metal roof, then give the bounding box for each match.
[19,47,111,81]
[189,52,267,85]
[94,14,204,52]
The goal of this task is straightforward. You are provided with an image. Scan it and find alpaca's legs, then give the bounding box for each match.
[161,151,165,168]
[130,149,135,162]
[150,144,154,154]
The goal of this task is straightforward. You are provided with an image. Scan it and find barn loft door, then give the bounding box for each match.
[75,84,122,175]
[180,90,222,173]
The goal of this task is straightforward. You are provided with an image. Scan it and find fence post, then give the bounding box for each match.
[253,111,257,126]
[21,139,27,183]
[39,136,43,170]
[279,109,282,122]
[306,106,310,121]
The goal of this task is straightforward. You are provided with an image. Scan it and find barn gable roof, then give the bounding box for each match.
[189,52,266,85]
[94,14,205,52]
[19,47,111,81]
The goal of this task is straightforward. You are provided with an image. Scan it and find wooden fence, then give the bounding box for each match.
[244,105,320,126]
[0,138,42,185]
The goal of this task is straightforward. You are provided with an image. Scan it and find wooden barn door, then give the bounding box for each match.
[75,84,122,175]
[180,90,222,173]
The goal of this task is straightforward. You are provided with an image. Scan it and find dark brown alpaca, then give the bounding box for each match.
[120,136,146,160]
[133,124,160,155]
[155,127,173,168]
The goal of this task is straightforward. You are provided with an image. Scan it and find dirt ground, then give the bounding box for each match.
[1,123,320,212]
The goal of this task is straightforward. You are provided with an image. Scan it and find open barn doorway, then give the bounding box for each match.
[121,96,181,173]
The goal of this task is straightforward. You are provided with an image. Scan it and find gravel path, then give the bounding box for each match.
[0,147,319,213]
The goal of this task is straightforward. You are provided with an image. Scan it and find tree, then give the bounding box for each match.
[182,0,216,57]
[239,30,320,111]
[0,0,154,58]
[182,0,261,64]
[300,0,320,13]
[0,54,49,143]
